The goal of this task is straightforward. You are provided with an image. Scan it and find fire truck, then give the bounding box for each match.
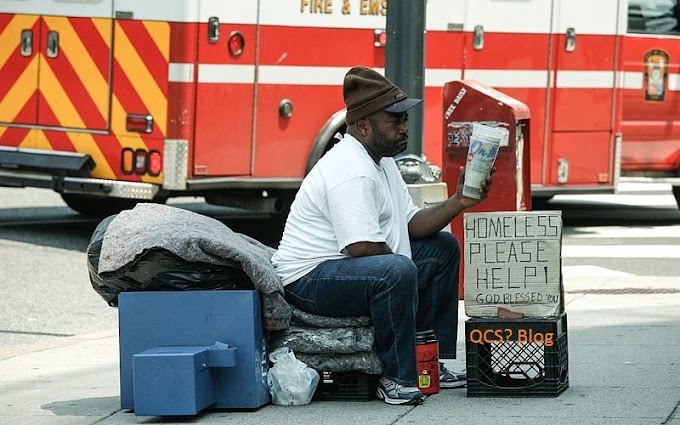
[623,0,680,206]
[0,0,676,217]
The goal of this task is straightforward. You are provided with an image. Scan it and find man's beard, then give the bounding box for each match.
[372,124,407,158]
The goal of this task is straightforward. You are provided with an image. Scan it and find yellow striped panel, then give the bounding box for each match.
[33,130,115,180]
[38,59,86,128]
[66,132,116,179]
[17,129,35,149]
[37,62,113,178]
[92,18,112,49]
[114,21,168,135]
[143,21,170,62]
[33,130,54,150]
[42,16,111,127]
[0,55,39,122]
[0,15,38,68]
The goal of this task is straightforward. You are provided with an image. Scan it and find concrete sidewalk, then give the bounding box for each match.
[1,275,679,425]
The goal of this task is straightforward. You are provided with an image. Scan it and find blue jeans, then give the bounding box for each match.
[284,232,460,386]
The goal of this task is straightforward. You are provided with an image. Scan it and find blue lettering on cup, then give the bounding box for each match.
[470,140,499,159]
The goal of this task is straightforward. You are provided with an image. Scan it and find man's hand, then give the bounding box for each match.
[407,165,496,240]
[454,165,495,209]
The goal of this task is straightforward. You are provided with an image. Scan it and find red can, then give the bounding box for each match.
[415,330,440,395]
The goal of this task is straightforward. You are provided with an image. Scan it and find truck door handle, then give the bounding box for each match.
[565,27,576,52]
[208,16,220,43]
[21,30,32,57]
[473,25,484,50]
[46,31,59,58]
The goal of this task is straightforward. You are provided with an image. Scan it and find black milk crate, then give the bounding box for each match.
[313,371,378,401]
[465,314,569,397]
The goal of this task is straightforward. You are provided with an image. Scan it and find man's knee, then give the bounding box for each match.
[434,232,461,259]
[374,254,418,292]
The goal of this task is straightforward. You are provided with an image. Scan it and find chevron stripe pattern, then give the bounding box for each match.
[0,13,169,183]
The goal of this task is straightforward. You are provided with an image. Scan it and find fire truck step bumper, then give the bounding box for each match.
[0,147,159,199]
[0,147,95,177]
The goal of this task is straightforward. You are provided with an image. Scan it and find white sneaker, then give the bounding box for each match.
[439,362,467,389]
[376,377,425,405]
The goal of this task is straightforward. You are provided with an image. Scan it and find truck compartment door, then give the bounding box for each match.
[38,0,113,130]
[424,0,467,167]
[548,0,620,186]
[463,0,552,188]
[0,1,41,128]
[192,0,257,177]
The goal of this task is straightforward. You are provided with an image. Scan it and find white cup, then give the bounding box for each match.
[462,123,506,199]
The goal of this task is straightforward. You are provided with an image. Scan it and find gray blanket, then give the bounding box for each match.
[98,203,291,331]
[270,307,384,374]
[297,352,383,374]
[269,326,375,354]
[290,307,372,328]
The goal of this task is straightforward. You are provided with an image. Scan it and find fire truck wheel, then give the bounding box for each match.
[672,185,680,209]
[60,194,162,217]
[268,190,296,235]
[305,121,347,175]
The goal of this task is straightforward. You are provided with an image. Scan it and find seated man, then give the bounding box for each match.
[271,66,494,405]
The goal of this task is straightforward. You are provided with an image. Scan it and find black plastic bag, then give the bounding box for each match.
[87,215,252,306]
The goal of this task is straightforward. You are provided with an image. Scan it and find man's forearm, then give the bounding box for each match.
[408,195,465,240]
[344,241,393,256]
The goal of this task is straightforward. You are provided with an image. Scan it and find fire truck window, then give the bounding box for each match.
[628,0,680,34]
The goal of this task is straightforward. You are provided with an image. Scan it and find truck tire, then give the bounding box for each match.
[268,190,296,236]
[306,111,347,175]
[673,185,680,209]
[61,194,162,218]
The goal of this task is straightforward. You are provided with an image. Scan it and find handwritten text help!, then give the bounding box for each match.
[463,211,565,318]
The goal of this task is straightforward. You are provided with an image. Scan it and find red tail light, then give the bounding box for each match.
[126,114,153,133]
[148,150,162,176]
[121,148,161,176]
[228,31,244,56]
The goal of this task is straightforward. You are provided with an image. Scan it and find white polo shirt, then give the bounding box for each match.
[271,134,420,286]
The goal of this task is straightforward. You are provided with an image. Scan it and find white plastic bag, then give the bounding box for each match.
[267,347,320,406]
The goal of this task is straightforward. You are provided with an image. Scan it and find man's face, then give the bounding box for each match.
[367,111,409,158]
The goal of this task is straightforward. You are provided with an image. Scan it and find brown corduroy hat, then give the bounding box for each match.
[343,66,422,125]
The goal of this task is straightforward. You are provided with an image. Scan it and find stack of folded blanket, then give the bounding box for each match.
[269,307,383,374]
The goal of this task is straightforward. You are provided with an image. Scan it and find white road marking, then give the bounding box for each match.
[562,245,680,258]
[562,265,633,277]
[565,226,680,239]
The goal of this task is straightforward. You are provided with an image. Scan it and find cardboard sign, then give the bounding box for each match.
[464,211,564,318]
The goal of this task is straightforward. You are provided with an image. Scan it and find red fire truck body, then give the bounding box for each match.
[0,0,676,215]
[621,0,680,204]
